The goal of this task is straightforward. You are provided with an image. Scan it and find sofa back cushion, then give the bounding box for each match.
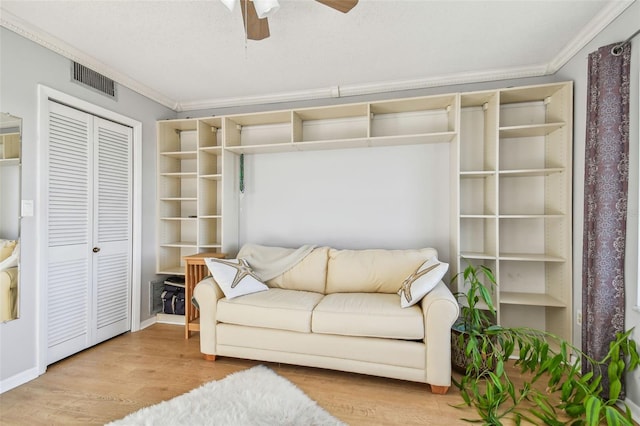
[325,248,438,294]
[266,247,329,294]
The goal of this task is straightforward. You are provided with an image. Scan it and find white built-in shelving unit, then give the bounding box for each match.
[458,82,573,342]
[156,81,573,342]
[156,117,238,275]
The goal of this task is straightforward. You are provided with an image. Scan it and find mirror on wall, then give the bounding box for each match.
[0,112,21,322]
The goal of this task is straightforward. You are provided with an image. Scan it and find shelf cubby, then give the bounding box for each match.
[460,174,496,216]
[198,118,222,148]
[292,104,368,144]
[158,119,197,151]
[198,217,222,248]
[158,174,197,200]
[459,217,497,258]
[198,177,221,217]
[158,218,197,247]
[157,246,199,276]
[199,148,222,178]
[224,112,293,153]
[499,216,567,258]
[371,95,456,136]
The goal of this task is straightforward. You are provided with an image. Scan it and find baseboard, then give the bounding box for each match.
[620,397,640,423]
[139,314,184,329]
[0,366,39,394]
[139,316,157,330]
[155,313,184,326]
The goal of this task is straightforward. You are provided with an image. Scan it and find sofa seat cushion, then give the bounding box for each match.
[312,293,424,340]
[217,288,324,333]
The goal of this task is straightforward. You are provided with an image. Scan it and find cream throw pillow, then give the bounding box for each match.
[204,258,268,299]
[397,256,448,308]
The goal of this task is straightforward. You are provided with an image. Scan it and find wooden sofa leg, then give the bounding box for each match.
[430,385,449,394]
[203,354,216,361]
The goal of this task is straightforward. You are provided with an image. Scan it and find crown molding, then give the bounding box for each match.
[2,1,635,113]
[546,0,635,73]
[176,64,549,111]
[0,8,178,110]
[176,86,342,112]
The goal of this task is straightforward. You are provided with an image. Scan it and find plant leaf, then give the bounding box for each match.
[564,403,585,418]
[496,358,504,377]
[609,378,622,402]
[561,380,573,402]
[603,406,622,426]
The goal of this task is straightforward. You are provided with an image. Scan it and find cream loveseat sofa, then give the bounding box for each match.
[193,244,459,394]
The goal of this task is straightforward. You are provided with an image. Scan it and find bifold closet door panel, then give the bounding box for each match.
[47,101,93,364]
[93,117,132,344]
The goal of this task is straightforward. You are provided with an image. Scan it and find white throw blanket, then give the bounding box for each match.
[237,243,316,281]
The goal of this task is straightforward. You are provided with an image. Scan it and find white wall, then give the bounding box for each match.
[239,144,451,255]
[0,27,175,390]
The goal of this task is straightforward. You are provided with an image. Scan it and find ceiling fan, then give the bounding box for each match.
[220,0,359,40]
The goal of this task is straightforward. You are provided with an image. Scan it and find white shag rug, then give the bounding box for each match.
[107,365,345,426]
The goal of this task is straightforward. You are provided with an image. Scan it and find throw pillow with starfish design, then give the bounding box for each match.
[204,258,269,299]
[397,257,448,308]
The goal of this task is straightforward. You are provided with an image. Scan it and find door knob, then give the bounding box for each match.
[93,247,100,253]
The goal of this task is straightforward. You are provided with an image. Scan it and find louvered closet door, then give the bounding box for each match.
[46,102,132,365]
[47,102,92,364]
[92,117,132,343]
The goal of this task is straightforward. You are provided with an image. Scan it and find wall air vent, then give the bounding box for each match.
[71,61,117,99]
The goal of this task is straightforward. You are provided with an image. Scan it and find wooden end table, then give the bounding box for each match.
[183,252,226,339]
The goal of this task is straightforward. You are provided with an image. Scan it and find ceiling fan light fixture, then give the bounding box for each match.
[253,0,280,18]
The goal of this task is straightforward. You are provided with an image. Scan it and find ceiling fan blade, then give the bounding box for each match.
[240,0,270,40]
[315,0,358,13]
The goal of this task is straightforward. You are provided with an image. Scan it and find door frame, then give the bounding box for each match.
[36,85,142,374]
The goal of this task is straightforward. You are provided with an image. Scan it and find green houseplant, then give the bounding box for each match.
[451,261,640,425]
[451,262,498,374]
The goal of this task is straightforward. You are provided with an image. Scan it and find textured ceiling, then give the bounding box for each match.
[0,0,634,110]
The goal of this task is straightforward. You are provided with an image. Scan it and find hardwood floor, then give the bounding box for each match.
[0,324,538,425]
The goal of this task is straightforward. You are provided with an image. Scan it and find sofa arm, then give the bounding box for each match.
[193,277,225,357]
[421,281,459,388]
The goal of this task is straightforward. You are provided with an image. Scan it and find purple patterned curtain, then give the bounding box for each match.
[581,41,631,396]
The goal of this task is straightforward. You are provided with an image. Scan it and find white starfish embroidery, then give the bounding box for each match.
[398,262,440,303]
[216,258,262,288]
